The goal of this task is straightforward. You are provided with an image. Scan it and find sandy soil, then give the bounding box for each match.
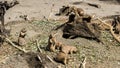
[0,0,120,68]
[3,0,120,23]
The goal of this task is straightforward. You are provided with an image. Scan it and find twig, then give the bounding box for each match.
[97,18,120,43]
[79,57,86,68]
[36,39,42,53]
[46,55,56,64]
[87,3,101,8]
[37,55,42,63]
[5,38,27,53]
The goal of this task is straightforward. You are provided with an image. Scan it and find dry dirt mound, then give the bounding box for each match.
[0,54,29,68]
[0,52,59,68]
[0,0,119,67]
[0,19,120,68]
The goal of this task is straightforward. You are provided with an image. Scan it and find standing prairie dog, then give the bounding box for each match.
[18,28,27,46]
[54,52,68,65]
[46,33,56,51]
[46,33,62,52]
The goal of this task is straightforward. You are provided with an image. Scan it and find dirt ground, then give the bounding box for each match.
[0,0,120,68]
[2,0,120,23]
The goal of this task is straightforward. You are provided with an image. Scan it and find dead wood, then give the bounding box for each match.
[0,0,19,36]
[36,39,56,65]
[97,18,120,43]
[37,55,42,63]
[0,35,5,45]
[62,19,101,42]
[0,2,6,34]
[1,0,19,10]
[36,39,42,53]
[46,55,56,64]
[87,3,101,8]
[79,57,86,68]
[5,38,28,53]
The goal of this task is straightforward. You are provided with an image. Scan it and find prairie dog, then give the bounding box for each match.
[54,52,68,65]
[61,45,77,54]
[47,33,62,51]
[47,33,56,51]
[18,28,27,46]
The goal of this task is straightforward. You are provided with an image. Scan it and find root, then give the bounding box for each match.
[37,55,42,63]
[46,55,56,64]
[97,18,120,43]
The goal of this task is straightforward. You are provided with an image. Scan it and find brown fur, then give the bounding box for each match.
[18,28,27,46]
[46,33,62,52]
[71,6,84,17]
[18,37,26,46]
[54,52,68,65]
[55,42,62,50]
[61,45,77,54]
[46,33,56,51]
